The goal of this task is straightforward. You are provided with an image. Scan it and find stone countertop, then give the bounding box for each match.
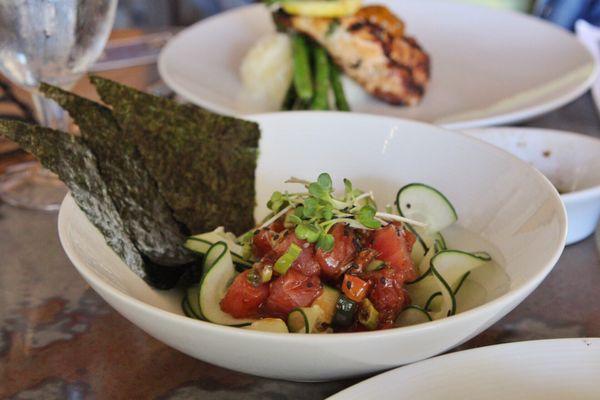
[1,91,599,398]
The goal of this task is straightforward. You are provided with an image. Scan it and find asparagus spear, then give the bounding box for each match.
[311,45,330,110]
[291,34,313,102]
[281,84,297,111]
[330,61,350,111]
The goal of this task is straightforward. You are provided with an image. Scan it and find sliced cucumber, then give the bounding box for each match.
[430,250,490,317]
[304,305,327,333]
[453,271,471,295]
[395,305,432,327]
[288,308,309,333]
[397,183,457,233]
[185,227,251,266]
[244,318,289,333]
[409,226,446,266]
[417,244,436,276]
[406,274,439,306]
[312,285,340,324]
[471,251,492,261]
[410,240,427,266]
[408,233,446,283]
[184,240,236,321]
[288,305,326,333]
[455,279,487,314]
[407,224,429,265]
[185,285,204,320]
[199,242,255,326]
[435,232,447,250]
[182,297,196,319]
[424,291,442,312]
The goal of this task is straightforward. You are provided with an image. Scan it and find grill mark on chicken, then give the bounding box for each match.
[350,20,426,103]
[350,59,362,69]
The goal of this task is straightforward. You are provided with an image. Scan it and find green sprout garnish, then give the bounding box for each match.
[357,204,381,229]
[242,173,425,253]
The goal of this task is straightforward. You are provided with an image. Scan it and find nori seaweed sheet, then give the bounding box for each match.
[0,119,144,275]
[90,76,260,235]
[40,83,194,267]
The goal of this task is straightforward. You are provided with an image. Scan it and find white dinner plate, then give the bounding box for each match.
[158,0,597,129]
[329,338,600,399]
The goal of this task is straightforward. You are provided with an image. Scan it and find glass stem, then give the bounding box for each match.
[31,93,70,131]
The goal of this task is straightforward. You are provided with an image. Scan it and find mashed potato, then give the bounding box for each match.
[240,33,293,110]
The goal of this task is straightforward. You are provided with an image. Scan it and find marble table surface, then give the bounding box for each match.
[1,93,599,399]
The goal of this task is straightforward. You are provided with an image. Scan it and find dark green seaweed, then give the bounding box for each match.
[0,119,145,276]
[90,76,260,235]
[40,83,194,267]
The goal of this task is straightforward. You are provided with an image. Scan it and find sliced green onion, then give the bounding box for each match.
[274,243,302,275]
[260,265,273,283]
[358,298,379,330]
[366,259,386,272]
[247,269,261,286]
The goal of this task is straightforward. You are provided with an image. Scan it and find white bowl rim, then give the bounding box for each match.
[465,126,600,202]
[327,337,600,399]
[58,112,567,342]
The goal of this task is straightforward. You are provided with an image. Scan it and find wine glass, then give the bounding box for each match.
[0,0,118,210]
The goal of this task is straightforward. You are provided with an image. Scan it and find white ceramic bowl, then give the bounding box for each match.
[465,127,600,245]
[58,113,566,381]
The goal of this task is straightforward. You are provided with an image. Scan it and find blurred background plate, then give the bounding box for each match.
[158,0,597,129]
[328,338,600,400]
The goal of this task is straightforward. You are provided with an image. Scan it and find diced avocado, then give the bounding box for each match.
[312,285,340,324]
[244,318,289,333]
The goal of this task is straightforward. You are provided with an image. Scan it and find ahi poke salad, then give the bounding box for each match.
[181,173,492,333]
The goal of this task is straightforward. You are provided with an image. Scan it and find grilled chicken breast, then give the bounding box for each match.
[280,5,430,106]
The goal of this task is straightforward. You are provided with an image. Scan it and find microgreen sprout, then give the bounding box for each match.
[242,173,426,253]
